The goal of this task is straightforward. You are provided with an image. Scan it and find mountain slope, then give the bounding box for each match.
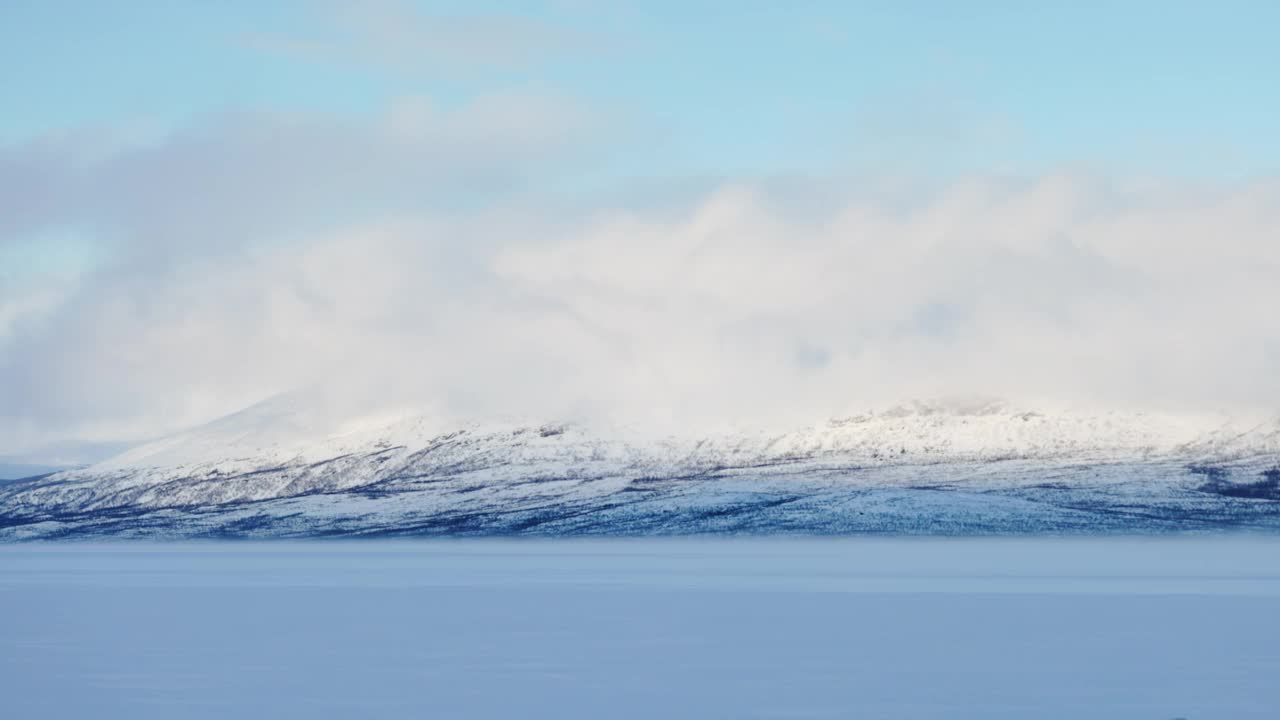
[3,398,1279,539]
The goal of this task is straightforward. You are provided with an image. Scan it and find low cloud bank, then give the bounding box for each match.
[2,127,1278,456]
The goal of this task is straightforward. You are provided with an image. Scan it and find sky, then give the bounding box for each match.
[1,0,1279,464]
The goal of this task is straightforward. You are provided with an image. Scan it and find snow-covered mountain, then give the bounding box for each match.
[3,396,1279,539]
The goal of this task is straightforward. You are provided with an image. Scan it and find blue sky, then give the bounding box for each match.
[4,1,1278,176]
[2,1,1279,464]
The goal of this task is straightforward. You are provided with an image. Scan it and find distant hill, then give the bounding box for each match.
[3,395,1279,539]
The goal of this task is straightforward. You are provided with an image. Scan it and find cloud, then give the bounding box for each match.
[492,177,1280,420]
[0,90,617,457]
[2,149,1279,458]
[0,91,603,258]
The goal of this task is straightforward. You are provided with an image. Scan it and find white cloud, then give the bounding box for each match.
[2,167,1278,457]
[0,90,605,261]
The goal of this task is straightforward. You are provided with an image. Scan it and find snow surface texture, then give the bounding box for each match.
[3,396,1280,539]
[2,540,1279,719]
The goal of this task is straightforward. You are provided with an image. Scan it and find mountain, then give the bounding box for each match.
[0,464,71,483]
[3,397,1279,539]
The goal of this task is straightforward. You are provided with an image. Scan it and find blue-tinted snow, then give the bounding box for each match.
[2,539,1278,719]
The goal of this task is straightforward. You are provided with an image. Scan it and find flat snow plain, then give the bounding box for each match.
[2,539,1278,719]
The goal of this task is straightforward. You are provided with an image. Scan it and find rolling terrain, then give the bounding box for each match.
[3,397,1279,539]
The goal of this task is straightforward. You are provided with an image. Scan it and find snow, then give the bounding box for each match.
[83,395,1265,477]
[2,538,1278,719]
[2,396,1278,538]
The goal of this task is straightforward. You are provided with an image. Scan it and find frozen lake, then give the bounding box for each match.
[3,539,1279,719]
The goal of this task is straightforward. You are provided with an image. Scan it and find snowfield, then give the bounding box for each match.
[3,396,1279,539]
[2,539,1278,719]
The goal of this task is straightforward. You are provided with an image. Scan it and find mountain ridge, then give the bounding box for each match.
[3,397,1279,539]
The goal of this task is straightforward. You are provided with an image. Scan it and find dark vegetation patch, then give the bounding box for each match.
[538,425,567,438]
[1026,482,1073,491]
[623,476,673,491]
[684,495,803,522]
[1193,464,1280,501]
[195,512,297,539]
[1187,463,1229,481]
[504,475,591,488]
